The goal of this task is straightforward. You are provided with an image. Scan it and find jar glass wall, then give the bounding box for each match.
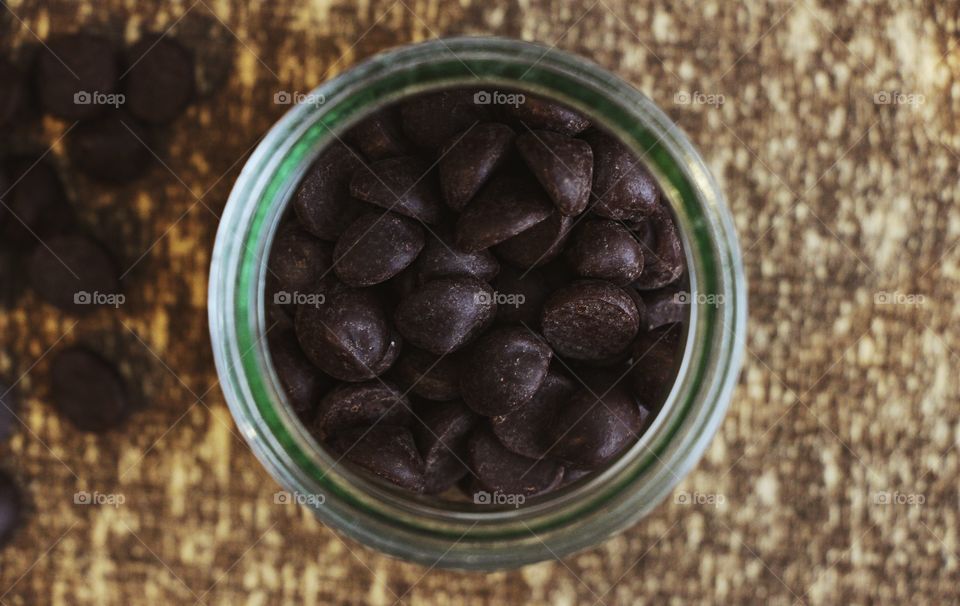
[208,37,746,570]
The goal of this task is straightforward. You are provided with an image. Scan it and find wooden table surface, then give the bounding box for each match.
[1,0,958,604]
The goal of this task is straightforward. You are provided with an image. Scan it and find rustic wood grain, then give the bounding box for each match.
[1,0,959,604]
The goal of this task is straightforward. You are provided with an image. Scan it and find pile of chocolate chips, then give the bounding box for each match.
[267,89,688,502]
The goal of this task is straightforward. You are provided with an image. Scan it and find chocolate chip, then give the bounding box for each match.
[631,207,685,290]
[467,425,564,498]
[504,95,590,136]
[173,13,235,98]
[0,470,23,547]
[334,211,424,286]
[629,324,683,403]
[66,112,153,182]
[584,129,660,220]
[295,287,395,381]
[29,234,121,313]
[548,382,644,467]
[494,211,574,269]
[35,33,119,120]
[541,280,640,361]
[0,58,26,127]
[413,229,500,284]
[0,381,19,442]
[454,172,553,252]
[390,347,462,401]
[0,157,75,251]
[516,130,592,216]
[268,223,333,292]
[345,108,408,160]
[438,122,514,210]
[313,381,411,440]
[413,401,478,493]
[328,425,424,492]
[350,156,443,224]
[491,367,576,458]
[460,327,552,416]
[294,142,365,240]
[640,286,687,330]
[268,326,332,421]
[399,89,487,150]
[122,35,195,124]
[51,346,131,432]
[395,277,496,355]
[566,219,644,285]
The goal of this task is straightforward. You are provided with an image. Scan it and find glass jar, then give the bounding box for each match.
[208,37,746,570]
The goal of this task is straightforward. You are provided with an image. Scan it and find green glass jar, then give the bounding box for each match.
[208,37,746,570]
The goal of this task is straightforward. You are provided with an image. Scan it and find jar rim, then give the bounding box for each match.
[209,36,747,570]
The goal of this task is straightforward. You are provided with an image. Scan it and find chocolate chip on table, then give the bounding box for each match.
[629,323,683,403]
[395,277,496,355]
[294,142,365,240]
[345,108,408,160]
[122,35,195,124]
[35,33,119,120]
[0,157,75,251]
[29,234,121,313]
[438,122,514,210]
[467,425,564,498]
[66,112,153,182]
[0,58,26,127]
[516,130,593,216]
[541,280,640,361]
[630,207,685,290]
[312,381,411,440]
[327,425,424,492]
[390,347,462,401]
[0,381,19,442]
[349,156,444,224]
[584,129,660,220]
[460,327,552,416]
[454,172,554,252]
[491,367,576,459]
[413,401,479,494]
[0,470,23,547]
[334,211,425,287]
[566,219,644,285]
[413,228,500,284]
[51,346,131,432]
[641,286,687,330]
[494,211,574,270]
[268,223,333,292]
[548,382,644,468]
[268,326,331,421]
[173,13,234,98]
[504,95,590,136]
[399,89,488,150]
[295,287,397,381]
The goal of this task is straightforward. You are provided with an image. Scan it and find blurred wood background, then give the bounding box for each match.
[1,0,959,603]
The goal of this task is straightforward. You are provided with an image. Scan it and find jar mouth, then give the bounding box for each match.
[210,37,746,569]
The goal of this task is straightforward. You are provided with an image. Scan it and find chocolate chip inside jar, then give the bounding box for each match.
[265,87,690,503]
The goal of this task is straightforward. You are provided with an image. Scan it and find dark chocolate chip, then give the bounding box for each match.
[516,129,592,216]
[492,265,549,326]
[0,381,19,442]
[541,280,640,361]
[122,35,195,124]
[438,122,514,210]
[173,13,235,98]
[268,326,332,421]
[494,211,574,269]
[413,401,478,494]
[294,143,365,240]
[35,33,119,120]
[0,470,23,547]
[395,277,496,355]
[66,112,153,182]
[491,367,576,459]
[349,156,443,224]
[548,382,643,467]
[334,211,425,286]
[345,108,408,160]
[268,223,333,292]
[467,425,564,498]
[413,228,499,284]
[328,425,424,491]
[399,89,488,150]
[454,172,553,252]
[630,207,685,290]
[640,286,687,330]
[0,58,26,127]
[0,157,75,251]
[313,381,412,440]
[294,287,393,381]
[629,324,683,403]
[390,347,462,401]
[50,346,131,432]
[460,327,552,416]
[566,219,644,285]
[584,129,660,220]
[28,234,121,313]
[504,95,590,136]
